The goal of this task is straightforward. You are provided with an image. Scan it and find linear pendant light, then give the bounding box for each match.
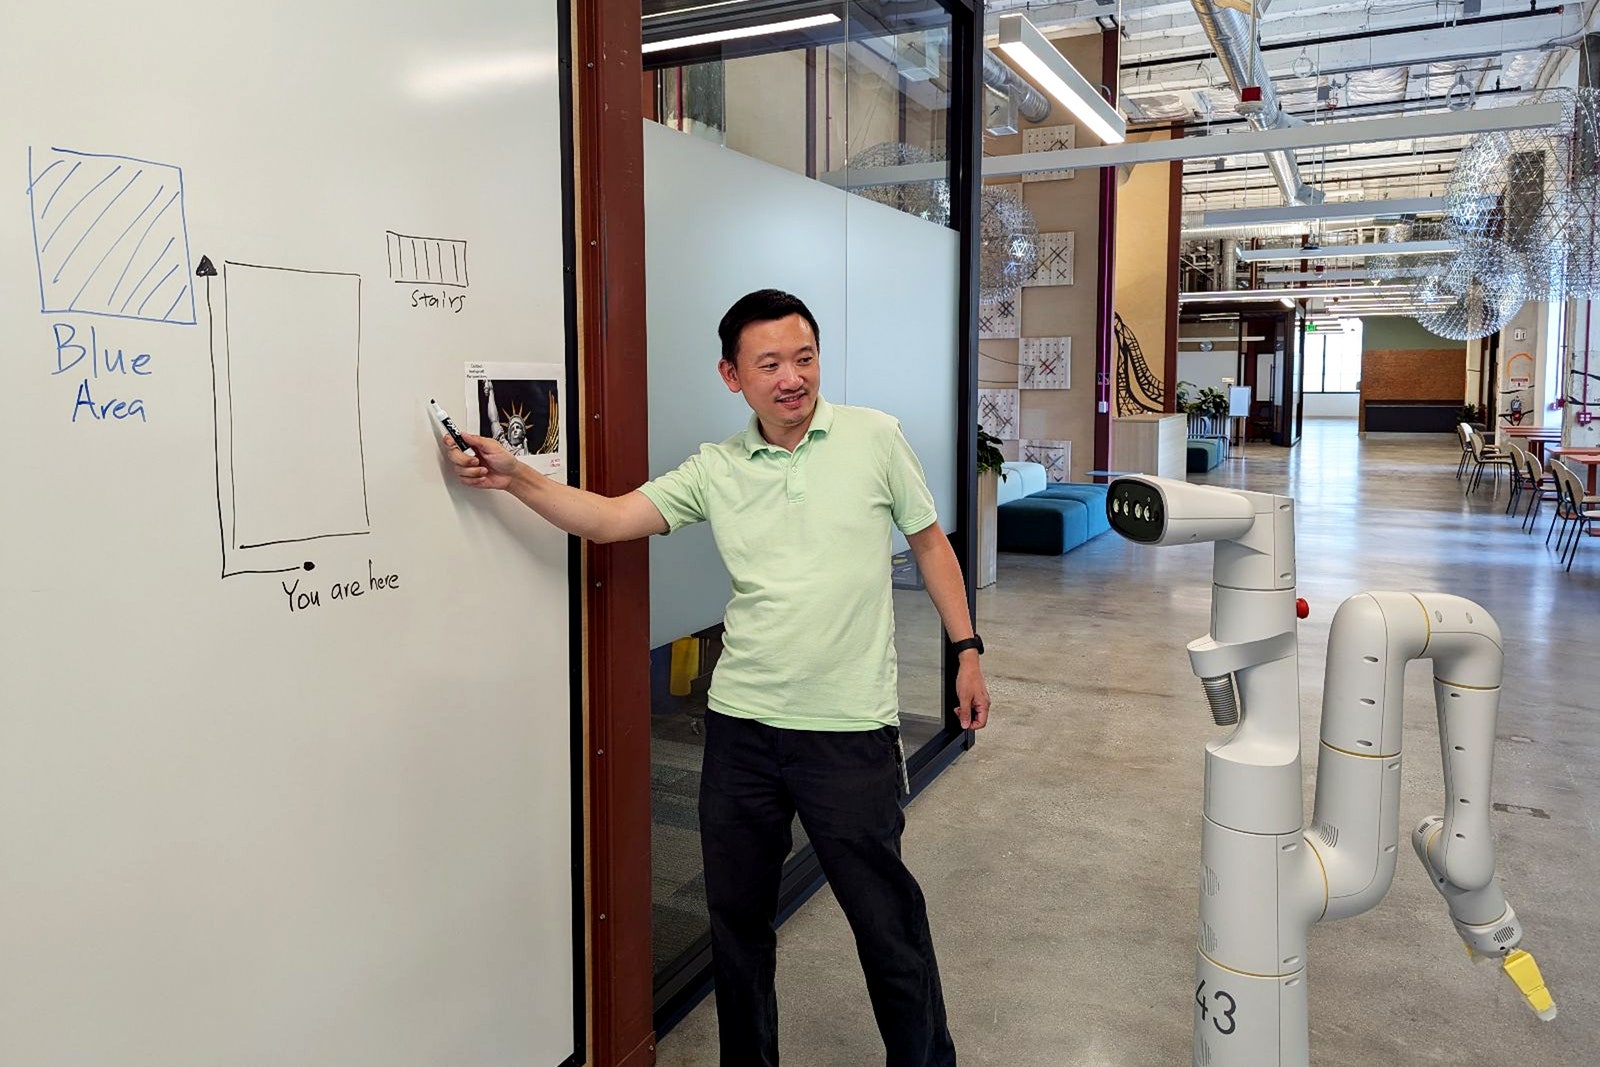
[996,14,1125,145]
[642,13,841,55]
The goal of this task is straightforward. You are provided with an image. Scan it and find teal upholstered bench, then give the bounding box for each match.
[995,462,1113,555]
[1187,438,1225,473]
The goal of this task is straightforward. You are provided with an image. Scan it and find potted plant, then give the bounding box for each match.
[976,425,1008,589]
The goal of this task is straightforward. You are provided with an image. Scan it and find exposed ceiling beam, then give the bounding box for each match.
[1121,6,1571,71]
[839,108,1558,192]
[974,103,1564,180]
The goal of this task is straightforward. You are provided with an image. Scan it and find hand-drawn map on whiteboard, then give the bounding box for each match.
[26,146,197,325]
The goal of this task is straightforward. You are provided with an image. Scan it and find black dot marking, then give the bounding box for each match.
[303,562,316,571]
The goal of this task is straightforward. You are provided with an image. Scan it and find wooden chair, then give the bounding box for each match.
[1466,427,1513,494]
[1547,462,1600,564]
[1550,463,1599,571]
[1520,450,1560,533]
[1503,440,1529,515]
[1455,423,1474,481]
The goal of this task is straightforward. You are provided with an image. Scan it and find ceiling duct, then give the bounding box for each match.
[1188,0,1324,206]
[982,51,1050,128]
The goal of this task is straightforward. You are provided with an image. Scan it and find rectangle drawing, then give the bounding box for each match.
[1023,231,1075,287]
[979,296,1019,339]
[1022,124,1076,182]
[1020,337,1071,389]
[1022,439,1071,482]
[978,388,1020,441]
[387,230,469,287]
[224,262,368,550]
[27,146,196,324]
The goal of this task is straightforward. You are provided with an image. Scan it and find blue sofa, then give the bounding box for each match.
[1187,438,1226,473]
[996,461,1112,555]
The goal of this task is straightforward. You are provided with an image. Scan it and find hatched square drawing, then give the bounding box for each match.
[1020,337,1071,389]
[1024,231,1075,287]
[978,388,1019,441]
[1022,439,1071,483]
[979,296,1019,339]
[27,146,196,324]
[1022,124,1076,182]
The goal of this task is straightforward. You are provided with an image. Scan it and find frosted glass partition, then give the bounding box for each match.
[643,121,959,648]
[844,194,959,542]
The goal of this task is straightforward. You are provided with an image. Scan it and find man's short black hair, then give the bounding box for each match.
[718,289,820,363]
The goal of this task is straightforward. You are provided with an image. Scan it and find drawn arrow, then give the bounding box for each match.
[199,252,314,579]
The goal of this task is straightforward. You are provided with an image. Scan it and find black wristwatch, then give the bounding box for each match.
[950,634,984,656]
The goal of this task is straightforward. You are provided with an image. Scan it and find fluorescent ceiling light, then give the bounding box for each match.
[1195,197,1445,230]
[996,14,1125,145]
[1235,240,1455,262]
[641,13,840,55]
[1179,284,1420,303]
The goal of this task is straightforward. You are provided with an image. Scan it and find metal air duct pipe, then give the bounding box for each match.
[1189,0,1324,206]
[982,50,1051,125]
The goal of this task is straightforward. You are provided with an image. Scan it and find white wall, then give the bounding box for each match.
[1302,393,1359,417]
[1176,350,1239,392]
[643,122,959,647]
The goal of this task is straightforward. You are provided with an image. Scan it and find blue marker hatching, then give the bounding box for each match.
[30,146,196,325]
[40,163,121,253]
[53,168,143,283]
[108,197,177,307]
[39,160,82,219]
[65,183,164,312]
[136,261,181,316]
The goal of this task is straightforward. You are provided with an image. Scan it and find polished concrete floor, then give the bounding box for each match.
[655,419,1600,1067]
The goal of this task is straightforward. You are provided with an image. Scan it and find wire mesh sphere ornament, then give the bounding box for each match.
[1411,254,1528,341]
[1444,87,1600,300]
[978,186,1040,300]
[847,142,951,225]
[1368,220,1454,287]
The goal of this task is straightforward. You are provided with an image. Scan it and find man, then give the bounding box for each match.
[442,289,989,1067]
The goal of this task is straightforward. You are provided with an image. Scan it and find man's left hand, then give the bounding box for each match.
[955,656,990,730]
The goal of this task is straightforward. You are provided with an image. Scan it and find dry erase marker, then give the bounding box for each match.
[429,399,475,457]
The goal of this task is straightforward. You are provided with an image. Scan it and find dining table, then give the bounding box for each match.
[1500,425,1564,462]
[1548,446,1600,494]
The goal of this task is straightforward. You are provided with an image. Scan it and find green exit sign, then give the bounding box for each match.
[1307,323,1319,331]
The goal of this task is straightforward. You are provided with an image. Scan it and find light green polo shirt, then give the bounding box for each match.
[637,396,938,731]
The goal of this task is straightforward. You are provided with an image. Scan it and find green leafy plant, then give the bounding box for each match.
[1459,403,1485,426]
[978,424,1010,480]
[1194,386,1230,419]
[1175,380,1230,419]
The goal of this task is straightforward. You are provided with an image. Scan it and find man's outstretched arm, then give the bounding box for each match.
[441,432,667,544]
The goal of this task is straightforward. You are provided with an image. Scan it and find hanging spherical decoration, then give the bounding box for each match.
[978,185,1039,300]
[1444,87,1600,301]
[846,142,951,226]
[1411,253,1528,341]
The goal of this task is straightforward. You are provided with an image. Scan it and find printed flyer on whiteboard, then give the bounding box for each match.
[465,361,565,476]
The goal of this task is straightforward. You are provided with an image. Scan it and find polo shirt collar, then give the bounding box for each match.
[741,395,835,456]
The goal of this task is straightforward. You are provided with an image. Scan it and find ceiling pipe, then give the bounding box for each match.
[1188,0,1324,205]
[982,50,1051,124]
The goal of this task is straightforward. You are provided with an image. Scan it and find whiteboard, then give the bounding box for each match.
[0,5,580,1067]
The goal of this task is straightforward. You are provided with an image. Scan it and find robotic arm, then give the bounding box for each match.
[1106,476,1555,1067]
[1313,591,1555,1019]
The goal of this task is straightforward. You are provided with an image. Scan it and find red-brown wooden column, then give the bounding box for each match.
[575,0,654,1063]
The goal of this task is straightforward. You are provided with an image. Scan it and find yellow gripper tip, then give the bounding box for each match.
[1501,950,1557,1022]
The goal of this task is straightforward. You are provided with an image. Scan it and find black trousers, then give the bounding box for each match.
[699,710,956,1067]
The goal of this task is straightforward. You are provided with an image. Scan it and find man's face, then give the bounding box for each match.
[718,313,820,433]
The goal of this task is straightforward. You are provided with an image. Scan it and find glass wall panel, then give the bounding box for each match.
[641,0,964,1020]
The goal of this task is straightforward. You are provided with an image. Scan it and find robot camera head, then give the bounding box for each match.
[1107,476,1257,547]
